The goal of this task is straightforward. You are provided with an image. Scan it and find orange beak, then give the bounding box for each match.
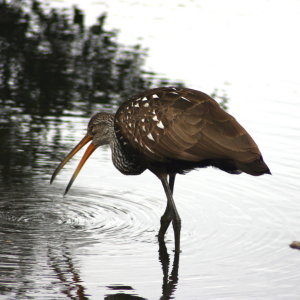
[50,135,97,195]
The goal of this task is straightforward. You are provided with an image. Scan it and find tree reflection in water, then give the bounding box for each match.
[0,0,157,116]
[48,243,89,300]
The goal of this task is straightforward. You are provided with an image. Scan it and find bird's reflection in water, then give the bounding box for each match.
[48,240,179,299]
[158,240,180,300]
[105,240,180,300]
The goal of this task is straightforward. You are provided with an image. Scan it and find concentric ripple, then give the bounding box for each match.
[0,184,162,249]
[64,189,160,243]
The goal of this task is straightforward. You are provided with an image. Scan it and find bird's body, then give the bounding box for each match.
[51,87,270,252]
[113,87,268,176]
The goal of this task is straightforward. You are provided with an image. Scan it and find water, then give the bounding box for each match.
[1,0,300,299]
[1,104,299,300]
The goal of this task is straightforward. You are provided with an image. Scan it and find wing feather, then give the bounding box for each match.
[115,87,261,164]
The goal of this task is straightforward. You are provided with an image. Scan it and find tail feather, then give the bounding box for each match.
[236,156,271,176]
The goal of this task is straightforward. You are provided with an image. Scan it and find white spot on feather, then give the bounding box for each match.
[142,125,146,131]
[147,133,155,141]
[142,97,147,101]
[134,137,138,143]
[144,103,149,107]
[145,145,154,153]
[181,96,192,102]
[152,94,159,99]
[134,103,140,107]
[157,121,164,129]
[128,123,132,128]
[152,115,158,121]
[141,118,145,122]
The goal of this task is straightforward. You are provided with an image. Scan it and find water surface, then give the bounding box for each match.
[1,0,300,299]
[1,93,300,299]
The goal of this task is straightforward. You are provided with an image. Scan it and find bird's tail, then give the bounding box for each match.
[236,156,271,176]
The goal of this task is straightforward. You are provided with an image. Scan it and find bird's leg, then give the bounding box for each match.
[169,173,176,194]
[159,174,181,252]
[158,202,172,243]
[158,174,176,241]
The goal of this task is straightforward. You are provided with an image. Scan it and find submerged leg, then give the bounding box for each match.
[159,174,181,252]
[158,174,176,240]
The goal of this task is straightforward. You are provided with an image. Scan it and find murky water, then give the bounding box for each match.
[1,0,300,299]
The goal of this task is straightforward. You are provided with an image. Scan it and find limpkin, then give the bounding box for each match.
[51,87,270,252]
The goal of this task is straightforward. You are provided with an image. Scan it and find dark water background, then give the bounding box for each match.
[1,0,300,299]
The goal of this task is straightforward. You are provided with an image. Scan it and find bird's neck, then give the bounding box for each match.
[109,122,145,175]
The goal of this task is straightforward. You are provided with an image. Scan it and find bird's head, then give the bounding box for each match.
[87,112,114,146]
[50,112,114,194]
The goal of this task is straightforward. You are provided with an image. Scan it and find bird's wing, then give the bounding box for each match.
[115,87,261,163]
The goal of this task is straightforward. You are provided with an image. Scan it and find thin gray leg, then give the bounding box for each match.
[158,174,176,240]
[159,175,181,252]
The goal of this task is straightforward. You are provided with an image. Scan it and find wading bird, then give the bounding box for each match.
[51,87,270,252]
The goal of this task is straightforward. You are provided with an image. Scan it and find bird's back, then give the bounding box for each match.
[114,87,270,176]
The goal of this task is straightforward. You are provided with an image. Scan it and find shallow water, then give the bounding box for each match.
[1,0,300,299]
[1,94,300,299]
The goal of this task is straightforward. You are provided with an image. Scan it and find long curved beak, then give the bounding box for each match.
[50,135,97,195]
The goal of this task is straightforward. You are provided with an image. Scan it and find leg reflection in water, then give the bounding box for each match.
[158,239,180,300]
[48,240,179,299]
[105,240,180,300]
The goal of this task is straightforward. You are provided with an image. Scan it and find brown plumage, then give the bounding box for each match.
[51,87,271,252]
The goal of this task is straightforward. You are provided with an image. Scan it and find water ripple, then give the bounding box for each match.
[0,187,161,248]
